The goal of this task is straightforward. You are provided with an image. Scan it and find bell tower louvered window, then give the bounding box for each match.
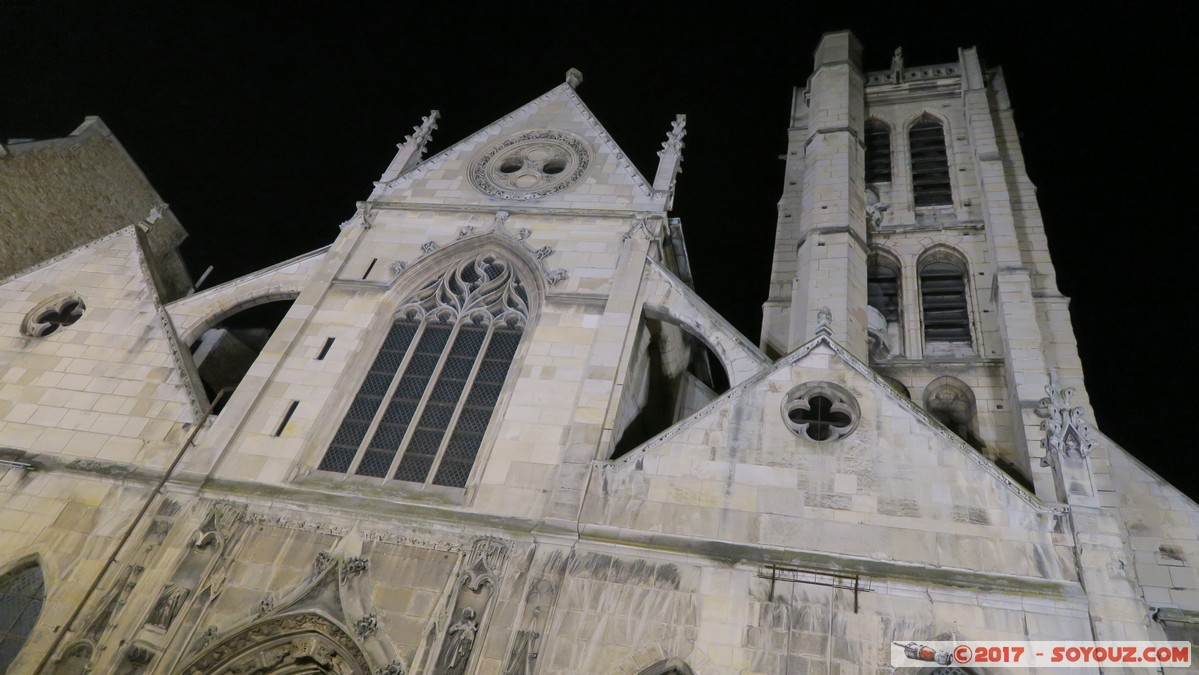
[909,116,952,206]
[0,562,45,671]
[919,256,971,345]
[867,259,900,324]
[864,120,891,183]
[318,251,528,488]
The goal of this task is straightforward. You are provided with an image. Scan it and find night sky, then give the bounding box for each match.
[3,3,1194,499]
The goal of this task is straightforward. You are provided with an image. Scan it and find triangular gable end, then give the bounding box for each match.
[0,227,204,432]
[612,334,1041,508]
[371,80,665,212]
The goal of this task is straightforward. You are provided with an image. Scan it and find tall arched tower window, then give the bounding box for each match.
[319,251,529,488]
[864,119,892,183]
[0,561,45,671]
[919,250,972,347]
[867,250,903,360]
[909,115,952,206]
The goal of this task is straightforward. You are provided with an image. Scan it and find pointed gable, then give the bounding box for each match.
[0,228,202,464]
[371,82,666,212]
[582,336,1071,585]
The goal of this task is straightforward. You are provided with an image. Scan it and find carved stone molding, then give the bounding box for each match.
[1036,370,1098,463]
[470,129,592,201]
[179,613,372,674]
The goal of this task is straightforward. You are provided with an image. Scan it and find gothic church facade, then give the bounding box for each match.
[0,31,1196,674]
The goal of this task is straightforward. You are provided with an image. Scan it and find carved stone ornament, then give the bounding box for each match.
[1036,370,1098,462]
[126,643,154,665]
[470,129,592,201]
[257,592,275,618]
[146,582,189,630]
[314,550,335,574]
[180,614,371,674]
[405,110,440,155]
[462,537,508,591]
[545,268,569,286]
[22,293,86,337]
[421,241,440,255]
[353,610,379,639]
[375,660,406,675]
[399,252,530,330]
[815,306,833,335]
[457,225,476,240]
[439,607,480,675]
[388,260,408,276]
[865,187,889,228]
[340,556,370,582]
[657,114,687,158]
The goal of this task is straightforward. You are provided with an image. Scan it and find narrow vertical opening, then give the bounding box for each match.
[316,337,335,360]
[274,400,300,437]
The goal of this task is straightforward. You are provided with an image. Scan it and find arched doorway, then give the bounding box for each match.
[175,613,371,674]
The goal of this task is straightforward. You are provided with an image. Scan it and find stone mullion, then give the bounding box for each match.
[344,319,428,478]
[386,319,464,484]
[423,320,497,487]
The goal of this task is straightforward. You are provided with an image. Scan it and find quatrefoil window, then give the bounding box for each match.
[783,383,860,442]
[22,294,87,337]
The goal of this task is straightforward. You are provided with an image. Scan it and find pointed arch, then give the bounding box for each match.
[923,376,984,451]
[174,612,371,674]
[0,558,46,672]
[639,657,696,675]
[907,112,953,206]
[917,245,974,350]
[867,247,903,360]
[864,117,893,183]
[317,235,542,488]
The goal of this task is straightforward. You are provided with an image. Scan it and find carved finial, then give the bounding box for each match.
[890,47,905,84]
[653,115,687,200]
[815,307,833,335]
[404,110,440,156]
[565,68,584,88]
[1035,369,1098,463]
[658,114,687,158]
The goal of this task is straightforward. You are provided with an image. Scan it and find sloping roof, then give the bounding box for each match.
[0,117,192,299]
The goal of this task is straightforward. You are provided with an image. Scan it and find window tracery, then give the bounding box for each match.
[783,382,860,442]
[21,294,86,337]
[319,251,529,488]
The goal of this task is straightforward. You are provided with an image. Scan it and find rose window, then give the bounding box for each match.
[471,130,591,201]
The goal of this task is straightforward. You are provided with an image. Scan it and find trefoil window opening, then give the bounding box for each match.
[318,252,528,488]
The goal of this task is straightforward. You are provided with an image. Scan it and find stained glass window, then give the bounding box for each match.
[319,252,529,488]
[0,562,45,671]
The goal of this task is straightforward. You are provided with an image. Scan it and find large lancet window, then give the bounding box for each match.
[319,252,529,488]
[0,562,45,671]
[864,119,892,183]
[909,115,952,206]
[919,251,972,346]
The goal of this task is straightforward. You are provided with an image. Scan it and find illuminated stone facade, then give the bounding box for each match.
[0,32,1195,674]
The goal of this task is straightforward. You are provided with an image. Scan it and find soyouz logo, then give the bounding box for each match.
[891,641,1192,668]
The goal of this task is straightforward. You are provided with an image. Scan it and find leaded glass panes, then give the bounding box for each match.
[318,252,528,488]
[0,562,44,671]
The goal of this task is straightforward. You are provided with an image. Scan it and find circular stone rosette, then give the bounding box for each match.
[470,129,591,201]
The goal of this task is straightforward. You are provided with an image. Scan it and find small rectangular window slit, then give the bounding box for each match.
[275,400,299,437]
[362,258,378,280]
[316,337,335,360]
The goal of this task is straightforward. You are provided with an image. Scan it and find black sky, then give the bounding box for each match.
[3,2,1195,499]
